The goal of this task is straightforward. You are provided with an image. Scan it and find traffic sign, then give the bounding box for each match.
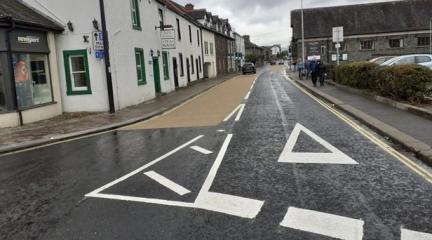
[93,31,104,51]
[332,26,344,43]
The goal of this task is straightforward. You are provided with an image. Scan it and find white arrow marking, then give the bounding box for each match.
[280,207,364,240]
[144,171,191,196]
[278,123,358,164]
[190,146,213,155]
[401,228,432,240]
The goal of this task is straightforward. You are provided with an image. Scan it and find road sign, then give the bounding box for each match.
[93,31,104,51]
[95,50,105,60]
[332,26,344,43]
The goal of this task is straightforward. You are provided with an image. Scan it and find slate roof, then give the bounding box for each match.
[291,0,432,39]
[0,0,63,31]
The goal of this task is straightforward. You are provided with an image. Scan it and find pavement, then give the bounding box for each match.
[1,66,431,240]
[287,71,432,165]
[0,73,237,154]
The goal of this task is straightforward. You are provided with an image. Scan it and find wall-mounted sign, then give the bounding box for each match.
[17,36,40,44]
[95,50,105,60]
[162,39,176,49]
[161,29,176,49]
[160,29,175,39]
[93,31,104,51]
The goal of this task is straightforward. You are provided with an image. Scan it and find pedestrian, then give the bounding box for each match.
[318,61,326,86]
[297,59,304,80]
[309,59,318,87]
[305,61,310,80]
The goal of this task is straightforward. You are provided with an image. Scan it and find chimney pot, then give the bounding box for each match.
[185,3,194,10]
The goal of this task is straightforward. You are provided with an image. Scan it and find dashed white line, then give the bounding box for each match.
[190,146,213,155]
[234,104,246,122]
[280,207,364,240]
[217,129,226,132]
[144,171,191,196]
[401,228,432,240]
[223,104,242,122]
[245,91,251,100]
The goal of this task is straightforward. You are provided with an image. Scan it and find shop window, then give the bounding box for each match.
[63,50,91,95]
[389,39,403,48]
[360,40,374,50]
[12,53,53,109]
[131,0,141,30]
[162,51,169,80]
[417,36,430,46]
[135,48,146,85]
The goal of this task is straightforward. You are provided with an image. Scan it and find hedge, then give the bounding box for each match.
[332,62,432,103]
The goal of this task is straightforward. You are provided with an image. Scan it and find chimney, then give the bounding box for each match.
[243,35,250,43]
[185,3,194,10]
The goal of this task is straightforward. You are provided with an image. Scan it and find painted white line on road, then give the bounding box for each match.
[278,123,358,164]
[86,193,196,208]
[190,146,213,155]
[280,207,364,240]
[401,228,432,240]
[217,129,226,132]
[85,135,204,196]
[245,90,251,100]
[235,104,246,122]
[144,171,191,196]
[195,192,264,219]
[223,104,241,122]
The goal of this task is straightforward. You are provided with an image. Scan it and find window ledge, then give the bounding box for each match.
[67,90,92,96]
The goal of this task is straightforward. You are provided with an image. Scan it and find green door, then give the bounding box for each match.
[152,57,161,93]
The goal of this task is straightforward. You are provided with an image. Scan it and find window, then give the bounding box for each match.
[197,30,200,46]
[158,8,164,30]
[320,45,326,56]
[12,53,53,108]
[396,56,415,65]
[0,57,5,111]
[204,42,209,55]
[191,55,194,74]
[415,56,431,63]
[189,25,192,44]
[135,48,146,85]
[162,51,169,80]
[198,56,202,72]
[63,50,91,95]
[176,18,181,41]
[417,36,430,46]
[389,39,403,48]
[360,40,374,50]
[131,0,141,30]
[210,43,214,55]
[179,53,184,77]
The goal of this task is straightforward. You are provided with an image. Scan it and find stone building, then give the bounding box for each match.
[244,35,264,66]
[291,0,432,64]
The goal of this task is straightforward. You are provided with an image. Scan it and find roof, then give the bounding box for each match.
[291,0,432,39]
[0,0,63,31]
[163,0,202,28]
[186,9,207,20]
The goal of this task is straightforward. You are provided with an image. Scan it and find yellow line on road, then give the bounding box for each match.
[287,75,432,184]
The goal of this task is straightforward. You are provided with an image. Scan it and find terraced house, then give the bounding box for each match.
[291,0,432,64]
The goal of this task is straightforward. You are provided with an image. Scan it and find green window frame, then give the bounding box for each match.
[63,49,92,95]
[131,0,141,30]
[162,51,169,80]
[135,48,146,85]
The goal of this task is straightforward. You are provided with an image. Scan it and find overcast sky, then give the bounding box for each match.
[175,0,395,48]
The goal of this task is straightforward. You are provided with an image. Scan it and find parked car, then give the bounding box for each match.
[270,60,276,65]
[278,61,285,65]
[380,54,432,69]
[369,56,396,65]
[242,63,256,74]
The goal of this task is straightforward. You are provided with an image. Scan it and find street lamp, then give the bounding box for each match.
[301,0,305,67]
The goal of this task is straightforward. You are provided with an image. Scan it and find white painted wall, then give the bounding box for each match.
[202,29,217,78]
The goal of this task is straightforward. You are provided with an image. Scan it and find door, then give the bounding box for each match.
[186,58,191,83]
[152,57,161,93]
[172,57,179,88]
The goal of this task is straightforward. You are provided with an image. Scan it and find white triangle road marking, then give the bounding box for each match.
[401,228,432,240]
[144,171,191,196]
[278,123,358,164]
[190,146,213,155]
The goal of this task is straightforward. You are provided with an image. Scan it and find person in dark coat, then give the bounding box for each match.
[308,59,319,87]
[318,61,326,86]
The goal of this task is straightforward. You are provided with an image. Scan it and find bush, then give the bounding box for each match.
[373,65,432,103]
[334,62,379,89]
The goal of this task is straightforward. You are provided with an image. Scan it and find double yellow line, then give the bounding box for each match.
[289,78,432,184]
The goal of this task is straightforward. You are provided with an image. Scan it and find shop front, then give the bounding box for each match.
[0,26,63,128]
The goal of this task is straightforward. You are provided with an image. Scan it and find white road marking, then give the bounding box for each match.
[144,171,191,196]
[190,146,213,155]
[235,104,246,122]
[401,228,432,240]
[280,207,364,240]
[85,135,204,196]
[195,134,265,218]
[217,129,226,132]
[245,90,251,100]
[223,104,242,122]
[278,123,358,164]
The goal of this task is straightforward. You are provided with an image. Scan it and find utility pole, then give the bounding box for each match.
[301,0,305,67]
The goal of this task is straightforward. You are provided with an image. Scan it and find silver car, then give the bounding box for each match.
[380,54,432,69]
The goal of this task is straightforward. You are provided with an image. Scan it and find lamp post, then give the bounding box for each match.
[301,0,305,67]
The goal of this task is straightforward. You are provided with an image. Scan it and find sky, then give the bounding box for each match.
[175,0,396,48]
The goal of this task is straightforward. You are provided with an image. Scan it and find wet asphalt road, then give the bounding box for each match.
[1,68,431,240]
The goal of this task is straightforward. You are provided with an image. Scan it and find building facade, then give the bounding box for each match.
[291,0,432,64]
[234,32,246,69]
[0,0,64,128]
[244,35,265,66]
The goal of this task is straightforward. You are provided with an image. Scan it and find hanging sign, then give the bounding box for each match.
[161,29,176,49]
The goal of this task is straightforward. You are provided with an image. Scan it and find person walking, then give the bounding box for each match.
[297,59,304,80]
[309,59,318,87]
[318,60,326,86]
